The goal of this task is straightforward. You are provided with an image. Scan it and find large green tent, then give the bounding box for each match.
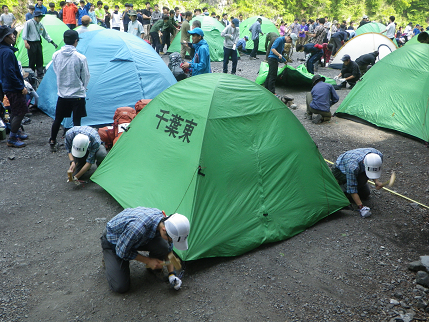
[91,73,349,261]
[16,14,68,67]
[404,31,429,46]
[255,62,336,88]
[335,43,429,142]
[239,16,279,52]
[168,16,225,61]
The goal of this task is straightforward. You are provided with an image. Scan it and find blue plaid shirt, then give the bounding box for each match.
[335,148,383,194]
[106,207,165,261]
[64,126,101,164]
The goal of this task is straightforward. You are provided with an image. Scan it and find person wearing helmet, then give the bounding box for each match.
[100,207,190,293]
[305,74,339,124]
[64,126,107,183]
[331,148,385,218]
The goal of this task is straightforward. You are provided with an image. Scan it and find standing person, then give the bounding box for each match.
[358,15,369,28]
[65,126,106,180]
[290,18,300,35]
[347,21,355,30]
[221,18,240,75]
[308,19,315,34]
[49,30,90,152]
[142,2,151,40]
[413,24,421,36]
[47,3,58,17]
[249,17,263,60]
[307,17,326,44]
[305,74,339,124]
[58,1,66,21]
[220,13,229,27]
[279,21,286,36]
[104,5,110,29]
[168,9,180,43]
[331,148,384,218]
[26,5,35,21]
[265,34,296,95]
[122,3,130,32]
[238,14,243,23]
[0,5,16,28]
[150,14,168,54]
[77,0,91,26]
[100,208,190,293]
[0,26,29,148]
[88,4,97,24]
[297,19,308,46]
[355,51,378,76]
[180,11,192,59]
[22,11,58,78]
[403,22,414,42]
[151,4,162,26]
[111,5,122,31]
[35,0,48,14]
[173,7,181,24]
[334,54,361,89]
[127,10,144,39]
[63,0,78,29]
[181,28,210,76]
[95,1,105,27]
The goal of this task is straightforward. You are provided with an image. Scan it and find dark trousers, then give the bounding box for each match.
[100,230,170,293]
[329,37,342,56]
[5,92,28,133]
[50,97,86,143]
[265,57,278,94]
[307,51,323,74]
[264,37,278,61]
[332,166,371,201]
[161,31,170,52]
[66,24,76,29]
[250,38,259,58]
[223,47,237,74]
[27,41,44,76]
[150,31,161,53]
[73,146,107,175]
[112,27,120,31]
[343,72,357,86]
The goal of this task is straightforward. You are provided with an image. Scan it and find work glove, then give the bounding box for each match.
[359,206,371,218]
[334,76,339,80]
[338,78,346,83]
[168,273,182,290]
[67,176,81,186]
[51,41,58,49]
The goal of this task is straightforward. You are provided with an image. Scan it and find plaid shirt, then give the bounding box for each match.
[106,207,165,261]
[64,126,101,164]
[312,24,326,44]
[335,148,383,194]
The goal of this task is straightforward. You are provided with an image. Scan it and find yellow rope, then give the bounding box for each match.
[324,158,429,209]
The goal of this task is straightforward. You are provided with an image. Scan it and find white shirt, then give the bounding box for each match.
[404,25,413,37]
[385,22,395,38]
[111,11,122,28]
[52,45,90,98]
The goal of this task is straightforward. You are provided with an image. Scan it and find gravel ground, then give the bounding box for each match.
[1,49,429,322]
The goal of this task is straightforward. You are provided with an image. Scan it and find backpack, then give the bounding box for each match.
[112,107,136,145]
[168,52,187,81]
[98,126,115,149]
[135,99,152,114]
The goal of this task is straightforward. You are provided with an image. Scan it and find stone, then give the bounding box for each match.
[420,256,429,271]
[390,299,400,305]
[416,271,429,287]
[409,203,419,209]
[8,155,15,160]
[408,260,426,272]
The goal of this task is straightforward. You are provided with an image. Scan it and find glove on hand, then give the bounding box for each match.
[360,206,371,218]
[51,41,58,49]
[334,76,339,80]
[168,274,182,290]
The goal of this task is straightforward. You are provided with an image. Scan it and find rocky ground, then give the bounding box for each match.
[1,49,429,322]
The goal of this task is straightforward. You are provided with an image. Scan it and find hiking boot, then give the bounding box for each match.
[348,83,356,89]
[304,112,312,120]
[7,134,26,148]
[49,139,57,152]
[312,114,323,124]
[17,130,28,140]
[333,82,347,90]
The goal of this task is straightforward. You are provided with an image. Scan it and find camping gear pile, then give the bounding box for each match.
[168,52,187,81]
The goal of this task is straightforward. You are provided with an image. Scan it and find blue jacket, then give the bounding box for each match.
[0,44,24,92]
[35,4,47,14]
[331,31,348,41]
[190,39,211,76]
[249,21,262,41]
[310,81,339,112]
[77,3,91,25]
[268,36,285,61]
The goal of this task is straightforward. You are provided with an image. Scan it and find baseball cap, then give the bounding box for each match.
[64,29,79,44]
[244,35,248,40]
[341,54,351,61]
[71,134,90,158]
[127,9,137,16]
[362,15,368,19]
[188,27,204,37]
[232,18,239,27]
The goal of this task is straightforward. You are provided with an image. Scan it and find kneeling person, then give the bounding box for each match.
[65,126,107,182]
[101,208,190,293]
[306,75,339,124]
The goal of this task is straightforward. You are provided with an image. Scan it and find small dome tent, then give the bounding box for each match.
[239,16,279,52]
[91,73,349,261]
[335,44,429,142]
[15,15,69,67]
[355,22,387,36]
[168,16,225,62]
[37,29,177,127]
[329,32,397,69]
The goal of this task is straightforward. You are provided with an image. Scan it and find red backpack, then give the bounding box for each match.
[112,107,136,145]
[135,99,152,114]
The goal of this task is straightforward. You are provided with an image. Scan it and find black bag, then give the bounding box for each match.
[168,52,187,81]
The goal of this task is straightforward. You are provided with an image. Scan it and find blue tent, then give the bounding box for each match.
[37,29,177,127]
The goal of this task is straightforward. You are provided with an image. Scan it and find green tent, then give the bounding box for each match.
[16,15,68,67]
[168,16,225,61]
[74,24,105,32]
[255,62,336,89]
[336,43,429,142]
[91,73,349,261]
[404,31,429,46]
[355,22,398,46]
[239,16,279,52]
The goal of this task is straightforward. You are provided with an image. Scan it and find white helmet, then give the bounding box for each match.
[72,134,90,158]
[165,213,190,250]
[364,153,382,179]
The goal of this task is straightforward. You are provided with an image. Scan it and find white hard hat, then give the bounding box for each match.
[165,213,190,250]
[364,153,382,179]
[72,133,90,158]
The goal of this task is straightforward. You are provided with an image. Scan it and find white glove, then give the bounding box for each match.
[67,176,81,186]
[334,76,339,80]
[168,274,182,290]
[338,78,346,83]
[360,206,371,218]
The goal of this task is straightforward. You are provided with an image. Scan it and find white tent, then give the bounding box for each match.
[329,33,397,69]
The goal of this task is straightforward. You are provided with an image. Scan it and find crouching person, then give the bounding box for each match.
[305,75,339,124]
[100,208,190,293]
[65,125,107,183]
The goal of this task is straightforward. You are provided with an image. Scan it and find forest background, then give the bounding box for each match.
[5,0,429,31]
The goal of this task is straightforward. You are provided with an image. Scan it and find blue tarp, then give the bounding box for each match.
[37,29,177,127]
